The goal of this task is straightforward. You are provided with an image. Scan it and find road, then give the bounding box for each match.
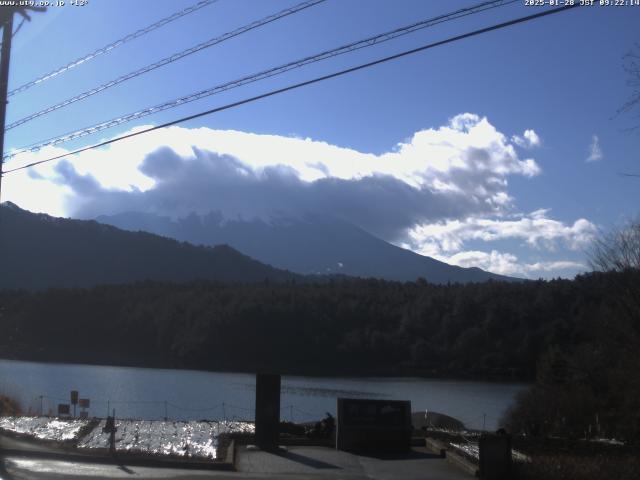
[2,455,226,480]
[1,439,472,480]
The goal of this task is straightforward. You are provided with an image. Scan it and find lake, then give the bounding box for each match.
[0,359,527,430]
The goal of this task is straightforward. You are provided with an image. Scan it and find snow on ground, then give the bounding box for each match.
[77,419,254,460]
[591,437,625,446]
[0,416,89,442]
[450,442,479,459]
[449,441,530,463]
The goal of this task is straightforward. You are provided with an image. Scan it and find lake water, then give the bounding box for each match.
[0,359,527,430]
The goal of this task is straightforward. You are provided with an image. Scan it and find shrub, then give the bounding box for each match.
[0,394,21,416]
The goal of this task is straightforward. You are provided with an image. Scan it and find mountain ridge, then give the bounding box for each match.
[95,210,516,283]
[0,202,300,290]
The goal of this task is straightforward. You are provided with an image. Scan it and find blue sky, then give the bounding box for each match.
[2,0,639,278]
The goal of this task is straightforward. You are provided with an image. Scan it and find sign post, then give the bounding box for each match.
[79,398,90,419]
[70,391,78,417]
[57,404,70,417]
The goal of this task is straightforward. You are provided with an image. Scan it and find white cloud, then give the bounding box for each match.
[408,212,597,256]
[4,113,542,239]
[511,129,541,149]
[7,113,540,196]
[405,209,595,277]
[435,249,586,277]
[524,129,541,147]
[586,134,603,162]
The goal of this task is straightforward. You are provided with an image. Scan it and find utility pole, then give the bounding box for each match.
[0,6,46,204]
[0,10,14,204]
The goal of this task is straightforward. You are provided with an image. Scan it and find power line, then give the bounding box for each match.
[6,0,504,133]
[6,0,326,131]
[167,402,223,412]
[7,0,221,97]
[2,4,579,176]
[4,0,517,159]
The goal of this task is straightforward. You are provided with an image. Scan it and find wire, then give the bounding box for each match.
[4,0,517,157]
[167,402,222,412]
[110,400,164,404]
[7,0,221,97]
[225,404,255,412]
[294,406,323,419]
[6,0,326,131]
[2,4,579,175]
[11,17,26,38]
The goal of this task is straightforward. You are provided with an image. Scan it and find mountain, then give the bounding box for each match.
[95,211,514,283]
[0,202,299,290]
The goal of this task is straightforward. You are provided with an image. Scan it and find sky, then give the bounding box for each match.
[1,0,639,279]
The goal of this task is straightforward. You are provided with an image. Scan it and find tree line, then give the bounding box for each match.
[0,276,578,377]
[1,234,638,441]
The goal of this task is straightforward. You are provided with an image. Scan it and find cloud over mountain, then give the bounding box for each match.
[7,113,594,277]
[20,114,535,236]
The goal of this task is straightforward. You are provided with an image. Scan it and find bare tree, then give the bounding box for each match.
[617,44,640,179]
[618,43,640,129]
[589,219,640,272]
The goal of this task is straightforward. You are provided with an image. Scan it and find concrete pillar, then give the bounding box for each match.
[255,373,281,451]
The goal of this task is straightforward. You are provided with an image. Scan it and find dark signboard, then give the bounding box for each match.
[479,433,512,480]
[337,398,412,452]
[70,390,78,405]
[57,404,70,416]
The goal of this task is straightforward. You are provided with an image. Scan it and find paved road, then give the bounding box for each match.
[0,434,231,480]
[1,445,472,480]
[0,435,62,454]
[236,445,473,480]
[1,455,226,480]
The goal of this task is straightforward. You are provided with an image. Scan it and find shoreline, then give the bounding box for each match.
[0,355,533,384]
